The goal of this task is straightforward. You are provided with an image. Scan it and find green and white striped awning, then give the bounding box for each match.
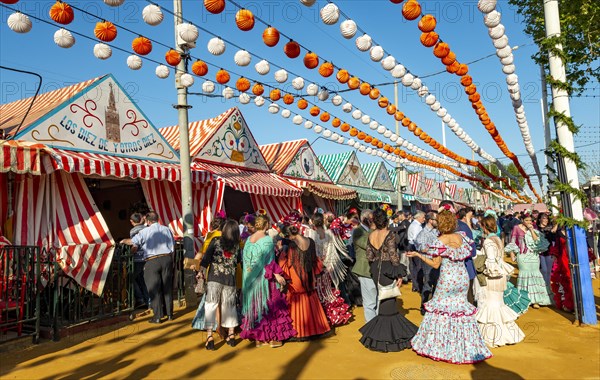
[345,186,391,203]
[381,191,415,207]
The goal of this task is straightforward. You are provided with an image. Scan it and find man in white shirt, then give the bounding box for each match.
[407,211,425,292]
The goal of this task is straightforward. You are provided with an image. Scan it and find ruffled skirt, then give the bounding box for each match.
[287,290,331,339]
[317,272,352,327]
[359,297,417,352]
[516,253,552,305]
[476,281,525,347]
[503,281,530,315]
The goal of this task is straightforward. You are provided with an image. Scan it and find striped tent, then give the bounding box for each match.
[161,108,303,222]
[362,162,395,191]
[388,169,415,204]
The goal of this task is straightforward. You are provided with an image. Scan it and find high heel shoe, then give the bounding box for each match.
[205,336,215,351]
[226,334,236,347]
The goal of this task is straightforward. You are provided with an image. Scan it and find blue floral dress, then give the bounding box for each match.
[411,232,492,364]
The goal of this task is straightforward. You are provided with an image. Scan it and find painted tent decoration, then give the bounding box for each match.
[318,151,370,188]
[456,188,466,203]
[6,74,179,163]
[448,184,457,200]
[260,139,332,183]
[408,173,421,196]
[419,177,435,199]
[388,169,415,203]
[362,162,395,191]
[437,181,447,200]
[160,107,268,171]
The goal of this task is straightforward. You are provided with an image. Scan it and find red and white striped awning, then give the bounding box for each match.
[1,140,54,175]
[193,161,302,197]
[290,179,357,200]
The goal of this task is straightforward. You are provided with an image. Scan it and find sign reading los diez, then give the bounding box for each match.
[20,77,178,162]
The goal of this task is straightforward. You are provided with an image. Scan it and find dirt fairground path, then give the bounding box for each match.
[1,279,599,380]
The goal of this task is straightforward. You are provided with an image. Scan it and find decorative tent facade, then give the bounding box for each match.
[388,169,415,207]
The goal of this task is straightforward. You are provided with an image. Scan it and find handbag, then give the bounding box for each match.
[194,274,206,294]
[376,255,401,301]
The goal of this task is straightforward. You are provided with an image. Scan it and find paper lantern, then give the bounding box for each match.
[155,65,170,79]
[394,111,404,121]
[489,24,505,39]
[304,121,314,130]
[359,82,371,95]
[50,1,74,25]
[54,28,75,48]
[355,34,372,51]
[284,40,301,58]
[270,89,281,101]
[132,36,152,55]
[93,43,112,59]
[262,26,280,47]
[297,99,308,109]
[484,10,501,28]
[310,106,321,116]
[425,94,436,105]
[192,60,208,76]
[391,64,406,78]
[418,14,436,32]
[456,64,469,76]
[318,62,334,77]
[377,125,386,134]
[127,55,142,70]
[216,69,230,84]
[178,23,199,43]
[430,101,441,111]
[269,103,280,114]
[320,112,331,122]
[500,54,514,65]
[477,0,497,14]
[410,77,422,90]
[251,83,264,96]
[352,109,362,119]
[402,0,421,20]
[364,136,373,143]
[293,115,304,125]
[320,3,340,25]
[274,69,288,83]
[239,93,251,104]
[318,89,329,101]
[420,32,439,47]
[236,77,250,92]
[502,64,515,75]
[301,0,316,6]
[369,88,380,99]
[306,83,319,96]
[104,0,124,6]
[207,37,226,55]
[348,77,360,90]
[94,21,117,42]
[283,94,294,104]
[460,75,473,87]
[386,104,397,115]
[401,73,414,86]
[342,124,351,133]
[236,9,255,31]
[433,42,450,58]
[441,51,456,65]
[340,19,357,39]
[381,55,396,70]
[292,77,305,90]
[204,0,225,14]
[142,4,163,26]
[180,73,194,88]
[370,46,384,62]
[224,88,236,100]
[506,73,519,86]
[255,59,270,75]
[496,45,512,59]
[336,69,350,83]
[332,118,341,127]
[255,96,265,107]
[417,85,429,97]
[230,50,250,67]
[281,109,291,118]
[165,49,181,66]
[332,94,343,106]
[378,97,389,108]
[202,81,215,93]
[304,52,319,69]
[446,61,460,74]
[314,125,323,134]
[342,103,352,113]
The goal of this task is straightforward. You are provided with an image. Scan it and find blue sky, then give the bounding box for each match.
[1,0,598,195]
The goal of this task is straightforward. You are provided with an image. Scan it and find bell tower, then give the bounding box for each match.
[105,83,120,142]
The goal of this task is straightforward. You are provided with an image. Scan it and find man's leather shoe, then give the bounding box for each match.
[167,315,174,321]
[148,318,162,324]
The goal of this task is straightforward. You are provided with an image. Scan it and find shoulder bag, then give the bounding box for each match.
[376,254,401,301]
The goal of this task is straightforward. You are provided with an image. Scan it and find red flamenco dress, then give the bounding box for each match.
[549,233,574,312]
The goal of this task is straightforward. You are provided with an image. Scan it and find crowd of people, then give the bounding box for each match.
[120,202,598,365]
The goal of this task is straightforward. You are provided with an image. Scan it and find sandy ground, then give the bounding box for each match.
[1,279,599,380]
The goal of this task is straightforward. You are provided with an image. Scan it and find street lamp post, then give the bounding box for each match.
[394,81,404,211]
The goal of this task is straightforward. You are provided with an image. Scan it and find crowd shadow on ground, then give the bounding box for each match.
[471,360,525,380]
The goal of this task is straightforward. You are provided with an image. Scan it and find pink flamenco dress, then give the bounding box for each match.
[411,232,492,364]
[240,236,297,343]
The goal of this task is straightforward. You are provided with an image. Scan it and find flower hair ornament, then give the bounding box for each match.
[215,210,227,219]
[281,211,302,232]
[438,204,456,214]
[329,218,353,241]
[256,208,267,216]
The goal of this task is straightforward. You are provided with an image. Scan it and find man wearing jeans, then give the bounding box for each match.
[129,213,149,309]
[352,209,377,323]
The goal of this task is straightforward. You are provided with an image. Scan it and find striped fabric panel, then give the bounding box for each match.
[0,140,54,175]
[448,184,457,199]
[438,182,446,199]
[317,151,353,183]
[360,162,380,187]
[194,180,225,236]
[259,139,308,173]
[408,173,421,195]
[250,193,302,223]
[291,180,356,200]
[159,108,235,157]
[388,169,397,188]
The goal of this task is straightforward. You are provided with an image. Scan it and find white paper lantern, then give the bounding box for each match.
[502,64,516,75]
[104,0,125,6]
[300,0,316,6]
[342,103,352,113]
[347,139,355,146]
[430,101,441,112]
[512,99,523,108]
[381,56,396,70]
[254,95,265,107]
[417,86,429,97]
[314,125,323,134]
[361,115,371,124]
[155,65,170,79]
[359,146,366,152]
[384,130,392,138]
[401,73,414,87]
[318,89,329,101]
[506,73,518,85]
[178,23,199,43]
[436,108,448,117]
[478,0,497,13]
[355,34,372,52]
[458,131,467,139]
[320,3,340,25]
[369,121,379,130]
[448,118,457,128]
[268,103,280,114]
[93,43,112,60]
[496,46,512,59]
[515,105,525,114]
[489,24,505,39]
[352,109,362,120]
[54,29,75,48]
[7,12,32,34]
[234,50,251,66]
[377,151,384,157]
[274,69,288,83]
[370,46,384,62]
[390,134,398,142]
[337,137,345,144]
[293,115,303,125]
[509,84,520,95]
[484,10,501,28]
[202,80,215,93]
[222,87,234,99]
[291,77,305,90]
[127,55,142,70]
[255,60,270,75]
[340,19,357,39]
[410,77,422,90]
[142,4,163,26]
[207,37,226,55]
[377,125,386,134]
[510,91,521,102]
[401,140,409,148]
[442,114,452,123]
[331,133,340,141]
[493,35,509,49]
[323,130,332,138]
[366,147,373,154]
[180,73,195,87]
[425,94,436,105]
[281,109,291,118]
[500,54,514,65]
[305,120,314,129]
[306,83,319,96]
[331,94,343,106]
[239,93,251,104]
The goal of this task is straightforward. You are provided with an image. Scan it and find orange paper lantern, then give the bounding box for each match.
[456,63,469,76]
[420,32,439,47]
[386,104,397,115]
[252,83,264,96]
[284,40,301,58]
[132,36,152,56]
[364,136,373,143]
[235,9,255,31]
[50,1,74,25]
[320,112,331,122]
[418,14,436,32]
[433,42,450,58]
[401,118,411,127]
[215,69,230,84]
[94,21,117,42]
[204,0,225,14]
[297,98,308,109]
[446,61,460,74]
[464,84,477,95]
[357,131,366,140]
[402,0,421,20]
[460,75,473,87]
[441,51,456,65]
[336,69,350,83]
[347,77,360,90]
[262,26,280,47]
[236,77,251,92]
[283,94,294,104]
[377,141,384,149]
[165,49,182,66]
[304,52,319,69]
[342,123,351,133]
[192,60,208,76]
[369,88,380,99]
[309,106,320,116]
[332,118,341,128]
[414,127,422,136]
[468,93,480,103]
[270,89,281,101]
[349,128,358,137]
[378,97,389,108]
[408,122,417,132]
[318,62,334,77]
[359,82,371,95]
[394,148,401,155]
[394,111,404,121]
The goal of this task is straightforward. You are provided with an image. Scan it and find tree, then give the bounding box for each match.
[579,161,600,184]
[475,162,525,189]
